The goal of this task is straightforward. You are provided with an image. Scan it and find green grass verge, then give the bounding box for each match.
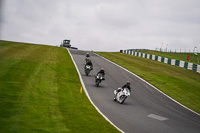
[0,40,119,133]
[95,52,200,114]
[140,50,200,65]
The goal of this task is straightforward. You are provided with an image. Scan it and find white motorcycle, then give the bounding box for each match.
[114,88,130,104]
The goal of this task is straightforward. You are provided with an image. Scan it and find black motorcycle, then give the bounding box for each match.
[95,73,105,87]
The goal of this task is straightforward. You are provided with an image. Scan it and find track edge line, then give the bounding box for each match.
[94,52,200,117]
[67,49,124,133]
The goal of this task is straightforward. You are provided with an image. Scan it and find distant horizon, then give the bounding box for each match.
[1,39,199,53]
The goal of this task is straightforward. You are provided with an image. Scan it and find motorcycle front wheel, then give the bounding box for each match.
[85,70,90,76]
[119,95,127,104]
[96,80,101,87]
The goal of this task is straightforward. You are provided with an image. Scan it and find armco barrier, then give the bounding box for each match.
[121,50,200,74]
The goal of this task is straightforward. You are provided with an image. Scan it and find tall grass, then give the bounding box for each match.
[0,40,119,133]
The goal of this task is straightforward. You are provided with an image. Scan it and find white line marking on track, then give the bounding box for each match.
[148,114,168,121]
[94,53,200,117]
[67,49,124,133]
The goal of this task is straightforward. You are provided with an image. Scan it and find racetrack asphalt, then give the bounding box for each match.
[69,49,200,133]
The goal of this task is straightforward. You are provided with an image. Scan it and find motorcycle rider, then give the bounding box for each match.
[85,57,89,63]
[121,81,131,92]
[86,52,90,57]
[95,68,105,80]
[85,53,90,63]
[114,81,131,100]
[85,58,93,70]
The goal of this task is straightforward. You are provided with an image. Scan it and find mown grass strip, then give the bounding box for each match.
[0,40,119,133]
[95,52,200,114]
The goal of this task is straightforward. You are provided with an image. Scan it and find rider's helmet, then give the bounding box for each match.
[126,81,131,86]
[100,68,105,73]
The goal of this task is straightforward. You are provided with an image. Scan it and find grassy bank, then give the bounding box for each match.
[140,50,200,65]
[0,40,119,133]
[95,52,200,114]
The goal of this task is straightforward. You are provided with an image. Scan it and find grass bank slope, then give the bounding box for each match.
[140,50,200,65]
[0,40,119,133]
[96,52,200,114]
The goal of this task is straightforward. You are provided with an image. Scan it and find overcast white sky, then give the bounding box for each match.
[1,0,200,52]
